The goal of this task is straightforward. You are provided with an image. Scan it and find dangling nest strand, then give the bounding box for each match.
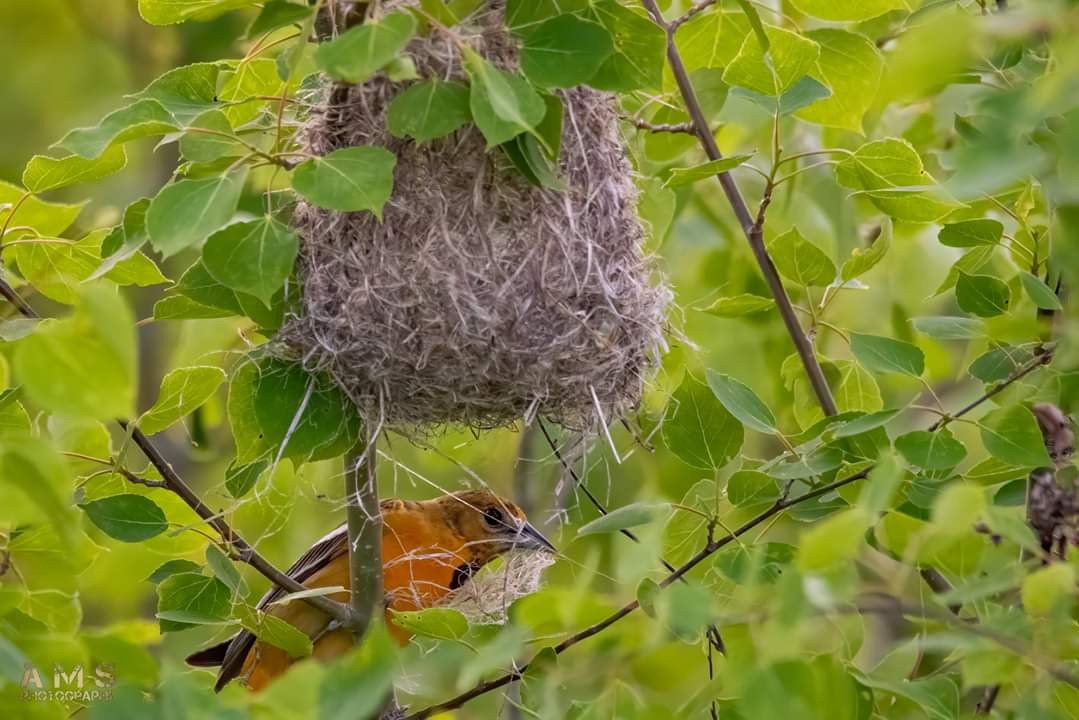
[439,549,556,624]
[280,0,670,431]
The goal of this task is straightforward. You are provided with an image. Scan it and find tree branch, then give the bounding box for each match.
[344,437,383,637]
[640,0,839,417]
[0,276,353,627]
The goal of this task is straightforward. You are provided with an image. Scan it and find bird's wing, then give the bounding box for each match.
[189,523,349,691]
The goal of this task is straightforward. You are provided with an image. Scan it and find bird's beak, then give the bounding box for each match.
[515,521,556,553]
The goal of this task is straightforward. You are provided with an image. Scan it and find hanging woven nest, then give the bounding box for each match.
[279,0,670,432]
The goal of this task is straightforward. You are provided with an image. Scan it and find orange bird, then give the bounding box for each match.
[186,490,555,691]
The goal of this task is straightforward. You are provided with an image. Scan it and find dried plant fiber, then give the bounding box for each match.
[281,0,670,431]
[439,549,556,624]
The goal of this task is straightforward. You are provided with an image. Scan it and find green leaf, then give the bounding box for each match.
[247,0,313,38]
[835,138,959,222]
[234,604,313,657]
[146,168,248,258]
[229,361,273,464]
[253,359,361,462]
[854,675,959,720]
[834,409,900,439]
[788,0,907,22]
[392,607,469,641]
[156,572,231,631]
[664,154,754,188]
[136,62,223,122]
[933,245,995,296]
[1019,271,1062,310]
[314,11,418,84]
[850,333,924,377]
[768,226,837,287]
[82,494,169,543]
[768,445,844,480]
[520,15,613,88]
[705,371,777,434]
[662,377,744,470]
[319,621,397,720]
[202,217,299,305]
[587,0,666,92]
[577,502,670,536]
[840,219,891,282]
[464,50,547,148]
[22,146,128,193]
[219,59,285,126]
[723,25,820,96]
[139,0,256,25]
[796,29,883,132]
[732,76,831,116]
[955,271,1011,317]
[292,146,397,217]
[57,99,178,159]
[385,80,472,143]
[13,286,136,419]
[930,483,984,538]
[702,293,775,317]
[139,366,227,435]
[911,315,985,340]
[674,11,748,71]
[858,452,903,516]
[979,405,1052,467]
[726,470,779,507]
[0,181,84,239]
[502,134,564,189]
[938,218,1003,248]
[148,559,202,584]
[205,543,246,596]
[179,110,241,163]
[798,507,868,571]
[1022,563,1075,616]
[1,438,79,545]
[834,360,883,414]
[895,430,967,470]
[506,0,589,33]
[225,459,267,498]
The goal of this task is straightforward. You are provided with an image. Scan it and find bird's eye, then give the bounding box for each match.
[483,507,506,528]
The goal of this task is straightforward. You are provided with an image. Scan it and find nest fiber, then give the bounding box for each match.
[439,549,555,624]
[281,1,669,430]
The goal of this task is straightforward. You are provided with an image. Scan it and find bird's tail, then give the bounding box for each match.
[185,639,232,667]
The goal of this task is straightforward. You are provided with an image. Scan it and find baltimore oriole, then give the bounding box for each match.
[186,490,554,691]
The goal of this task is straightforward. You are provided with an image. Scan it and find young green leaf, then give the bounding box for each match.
[292,147,396,217]
[392,608,469,641]
[850,333,925,377]
[840,219,891,282]
[386,81,472,143]
[796,29,883,132]
[22,146,128,193]
[835,138,959,222]
[930,484,984,539]
[520,15,613,88]
[219,58,284,127]
[139,365,227,435]
[82,494,169,543]
[662,377,744,470]
[726,470,779,507]
[938,218,1003,248]
[314,11,418,84]
[587,0,665,92]
[702,293,775,317]
[247,0,313,38]
[134,62,223,122]
[13,286,136,419]
[225,459,268,498]
[895,430,967,470]
[0,181,85,239]
[205,544,246,597]
[234,604,313,657]
[229,361,273,465]
[705,371,777,434]
[910,316,986,340]
[768,227,837,287]
[464,50,547,148]
[664,155,754,188]
[955,271,1011,317]
[156,572,232,631]
[577,502,671,536]
[179,110,241,163]
[1021,564,1075,616]
[723,25,820,96]
[788,0,906,22]
[139,0,256,26]
[57,99,178,159]
[202,217,299,305]
[798,508,868,571]
[1018,271,1062,310]
[146,168,248,258]
[732,76,831,117]
[979,405,1052,468]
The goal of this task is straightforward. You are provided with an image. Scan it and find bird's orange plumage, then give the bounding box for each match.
[187,491,553,692]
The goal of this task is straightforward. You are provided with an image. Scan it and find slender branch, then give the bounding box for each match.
[344,436,383,637]
[630,119,696,134]
[928,347,1054,432]
[0,276,353,626]
[640,0,839,417]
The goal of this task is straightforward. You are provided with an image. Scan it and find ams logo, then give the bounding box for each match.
[21,663,115,702]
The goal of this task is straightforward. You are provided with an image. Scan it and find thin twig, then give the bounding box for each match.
[630,119,696,134]
[640,0,839,417]
[0,277,353,626]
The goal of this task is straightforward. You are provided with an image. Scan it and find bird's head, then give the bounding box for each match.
[435,490,556,565]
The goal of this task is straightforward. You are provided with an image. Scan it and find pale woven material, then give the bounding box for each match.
[439,549,555,624]
[279,0,670,432]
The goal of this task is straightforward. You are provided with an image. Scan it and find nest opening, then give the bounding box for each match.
[280,0,670,432]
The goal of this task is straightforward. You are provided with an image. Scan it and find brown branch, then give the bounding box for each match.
[630,119,696,134]
[0,276,353,626]
[344,438,383,637]
[928,347,1054,432]
[640,0,839,417]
